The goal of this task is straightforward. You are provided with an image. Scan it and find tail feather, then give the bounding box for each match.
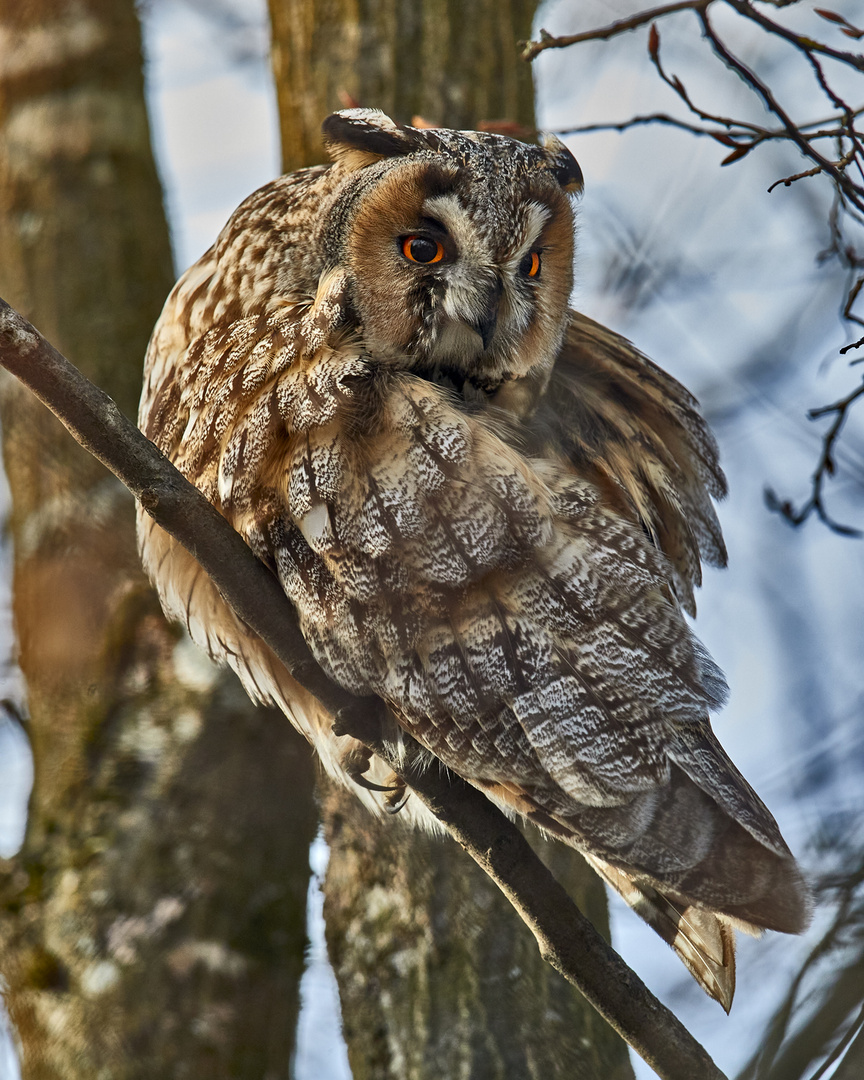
[584,853,741,1012]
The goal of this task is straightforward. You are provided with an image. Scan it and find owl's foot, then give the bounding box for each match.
[384,777,409,814]
[341,741,400,793]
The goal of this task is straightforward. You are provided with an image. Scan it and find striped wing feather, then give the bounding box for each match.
[529,311,728,615]
[139,288,808,1010]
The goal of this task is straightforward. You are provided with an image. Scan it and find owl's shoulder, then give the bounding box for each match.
[214,164,336,255]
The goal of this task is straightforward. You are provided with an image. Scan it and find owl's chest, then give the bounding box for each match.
[159,318,581,693]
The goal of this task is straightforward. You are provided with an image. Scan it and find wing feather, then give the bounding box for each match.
[525,311,728,614]
[583,854,738,1013]
[139,289,808,1011]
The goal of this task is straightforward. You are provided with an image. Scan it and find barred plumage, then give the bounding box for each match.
[138,108,809,1010]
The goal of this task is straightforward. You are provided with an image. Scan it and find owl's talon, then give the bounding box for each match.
[353,774,400,794]
[384,779,409,814]
[341,743,399,793]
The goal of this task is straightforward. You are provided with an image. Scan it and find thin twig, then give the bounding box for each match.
[558,116,863,152]
[648,24,765,136]
[765,379,864,536]
[804,49,864,170]
[727,0,864,74]
[767,150,855,193]
[699,8,864,212]
[843,275,864,330]
[0,296,730,1080]
[767,165,824,192]
[557,112,734,140]
[798,105,864,133]
[520,0,710,61]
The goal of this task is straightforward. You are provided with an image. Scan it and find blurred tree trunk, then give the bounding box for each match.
[0,1,317,1076]
[270,0,538,174]
[267,1,634,1076]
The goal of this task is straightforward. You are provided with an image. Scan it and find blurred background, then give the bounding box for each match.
[0,1,862,1078]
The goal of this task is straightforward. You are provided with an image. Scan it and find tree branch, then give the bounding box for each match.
[767,148,856,194]
[729,0,864,73]
[519,1,710,61]
[0,297,730,1077]
[557,112,862,147]
[698,7,864,211]
[764,378,864,536]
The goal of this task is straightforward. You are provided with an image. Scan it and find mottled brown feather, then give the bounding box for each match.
[138,110,809,1010]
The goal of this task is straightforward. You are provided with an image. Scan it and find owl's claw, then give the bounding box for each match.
[353,773,400,794]
[384,779,409,814]
[341,743,400,793]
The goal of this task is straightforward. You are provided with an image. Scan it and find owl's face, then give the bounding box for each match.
[318,111,582,395]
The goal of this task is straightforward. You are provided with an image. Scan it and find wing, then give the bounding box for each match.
[517,310,728,616]
[140,280,808,1009]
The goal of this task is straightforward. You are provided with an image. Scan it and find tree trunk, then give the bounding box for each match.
[266,2,634,1075]
[269,0,538,174]
[0,2,317,1075]
[321,785,634,1080]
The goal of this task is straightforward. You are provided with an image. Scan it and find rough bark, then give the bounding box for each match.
[267,2,634,1075]
[0,1,317,1075]
[321,784,634,1080]
[269,0,539,174]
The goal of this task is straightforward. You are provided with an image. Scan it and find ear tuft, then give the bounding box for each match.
[322,109,422,170]
[539,132,584,194]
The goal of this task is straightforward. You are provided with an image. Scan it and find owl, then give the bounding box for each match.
[138,108,809,1010]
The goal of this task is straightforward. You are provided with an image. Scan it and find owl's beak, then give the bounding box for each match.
[470,278,502,351]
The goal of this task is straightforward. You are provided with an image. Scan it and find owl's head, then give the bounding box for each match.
[317,109,582,395]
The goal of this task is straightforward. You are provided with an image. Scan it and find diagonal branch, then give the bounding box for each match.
[728,0,864,73]
[0,296,729,1078]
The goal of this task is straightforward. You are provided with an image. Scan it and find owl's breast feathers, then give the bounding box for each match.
[140,225,808,1014]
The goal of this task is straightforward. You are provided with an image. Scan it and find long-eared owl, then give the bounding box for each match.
[138,108,809,1010]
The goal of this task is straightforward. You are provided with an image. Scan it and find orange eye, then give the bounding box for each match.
[520,250,541,278]
[402,235,445,264]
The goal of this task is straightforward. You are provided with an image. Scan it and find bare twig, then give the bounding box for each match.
[843,274,864,331]
[648,23,762,140]
[698,8,864,211]
[802,47,864,177]
[0,296,730,1080]
[765,379,864,536]
[767,149,855,193]
[525,0,864,535]
[558,114,864,150]
[729,0,864,73]
[767,164,826,192]
[520,0,709,61]
[556,112,731,140]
